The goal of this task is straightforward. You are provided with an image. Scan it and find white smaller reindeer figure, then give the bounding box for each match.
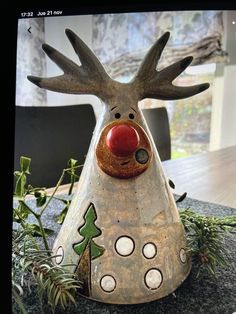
[28,29,209,304]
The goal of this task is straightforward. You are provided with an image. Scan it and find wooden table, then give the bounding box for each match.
[162,145,236,209]
[48,146,236,209]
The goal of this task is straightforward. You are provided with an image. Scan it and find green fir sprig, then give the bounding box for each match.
[12,230,81,313]
[179,208,236,277]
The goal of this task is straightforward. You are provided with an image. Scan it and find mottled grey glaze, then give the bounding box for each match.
[52,109,190,303]
[27,29,209,304]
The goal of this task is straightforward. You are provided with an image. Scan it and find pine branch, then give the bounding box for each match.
[12,285,28,314]
[179,208,236,277]
[12,230,81,313]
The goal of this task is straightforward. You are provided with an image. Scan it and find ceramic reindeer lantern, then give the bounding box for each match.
[28,29,209,304]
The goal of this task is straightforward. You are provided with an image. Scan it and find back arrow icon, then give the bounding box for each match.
[28,27,31,33]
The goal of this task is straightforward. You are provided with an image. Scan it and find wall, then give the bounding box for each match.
[210,11,236,150]
[220,65,236,148]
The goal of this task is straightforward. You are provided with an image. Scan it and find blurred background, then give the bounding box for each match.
[15,10,236,159]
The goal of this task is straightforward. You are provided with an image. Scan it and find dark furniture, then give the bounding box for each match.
[14,105,171,188]
[14,104,96,188]
[142,107,171,161]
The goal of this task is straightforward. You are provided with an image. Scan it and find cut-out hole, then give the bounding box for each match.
[100,275,116,292]
[142,242,157,259]
[115,236,135,256]
[144,268,163,290]
[135,149,149,164]
[55,246,64,264]
[179,248,187,263]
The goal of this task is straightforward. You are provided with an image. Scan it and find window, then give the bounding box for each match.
[141,64,216,158]
[92,11,227,159]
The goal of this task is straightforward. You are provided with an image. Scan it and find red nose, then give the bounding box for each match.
[106,124,140,156]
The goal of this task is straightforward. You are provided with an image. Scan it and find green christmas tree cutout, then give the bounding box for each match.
[73,203,104,260]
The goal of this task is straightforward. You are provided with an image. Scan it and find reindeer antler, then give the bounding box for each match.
[28,29,209,101]
[27,29,110,97]
[134,32,210,100]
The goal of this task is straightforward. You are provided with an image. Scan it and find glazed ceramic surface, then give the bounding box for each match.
[28,29,209,304]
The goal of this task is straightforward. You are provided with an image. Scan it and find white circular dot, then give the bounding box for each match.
[115,236,135,256]
[180,248,187,263]
[144,268,162,289]
[55,246,64,264]
[100,275,116,292]
[142,242,157,259]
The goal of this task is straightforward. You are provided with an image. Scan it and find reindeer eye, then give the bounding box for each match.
[115,113,121,119]
[129,113,135,119]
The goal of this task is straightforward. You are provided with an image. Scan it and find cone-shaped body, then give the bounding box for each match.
[27,29,210,304]
[52,102,191,304]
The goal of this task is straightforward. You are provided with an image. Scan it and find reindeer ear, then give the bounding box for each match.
[133,32,210,100]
